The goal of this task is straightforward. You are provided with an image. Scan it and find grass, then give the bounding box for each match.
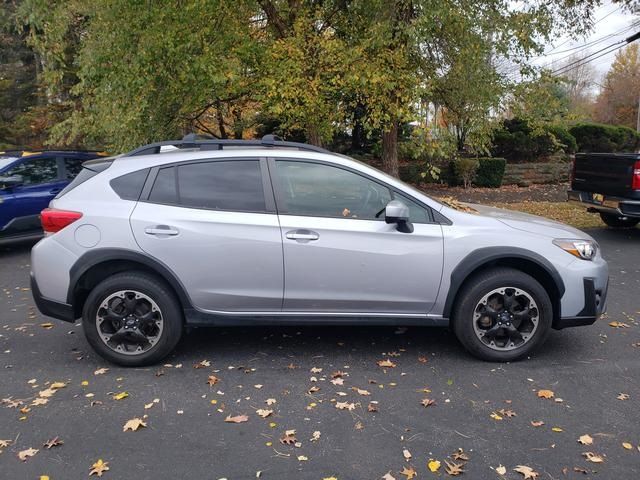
[489,201,602,230]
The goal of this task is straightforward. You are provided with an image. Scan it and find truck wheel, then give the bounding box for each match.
[599,212,639,229]
[452,267,552,362]
[82,271,183,367]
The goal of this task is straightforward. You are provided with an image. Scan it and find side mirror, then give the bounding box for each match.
[384,200,413,233]
[0,175,24,190]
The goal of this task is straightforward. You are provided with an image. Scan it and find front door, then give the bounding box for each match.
[270,159,444,315]
[130,158,283,313]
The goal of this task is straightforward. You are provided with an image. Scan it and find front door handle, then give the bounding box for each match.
[285,229,319,241]
[145,225,179,236]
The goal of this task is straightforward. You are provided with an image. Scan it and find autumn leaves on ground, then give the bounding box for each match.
[1,229,640,479]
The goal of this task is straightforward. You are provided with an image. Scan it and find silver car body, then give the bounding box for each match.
[31,147,608,328]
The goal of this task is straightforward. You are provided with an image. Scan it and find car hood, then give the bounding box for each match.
[465,203,594,240]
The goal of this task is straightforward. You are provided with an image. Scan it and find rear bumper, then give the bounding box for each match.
[30,273,76,322]
[568,190,640,218]
[554,277,608,329]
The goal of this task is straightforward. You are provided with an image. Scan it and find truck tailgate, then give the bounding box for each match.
[571,153,640,198]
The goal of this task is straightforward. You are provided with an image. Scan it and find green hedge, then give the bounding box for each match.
[475,157,506,187]
[569,123,640,153]
[446,157,506,188]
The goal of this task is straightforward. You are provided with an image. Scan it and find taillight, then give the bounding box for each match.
[40,208,82,233]
[632,160,640,190]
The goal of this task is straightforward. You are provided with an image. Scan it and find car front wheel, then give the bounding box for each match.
[82,272,183,367]
[452,267,552,362]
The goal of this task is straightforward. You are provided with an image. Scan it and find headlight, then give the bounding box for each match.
[553,239,597,260]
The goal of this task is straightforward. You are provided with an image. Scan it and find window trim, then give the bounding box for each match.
[140,157,276,214]
[267,157,438,224]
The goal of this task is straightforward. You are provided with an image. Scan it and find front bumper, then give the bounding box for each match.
[568,190,640,218]
[30,273,76,322]
[554,277,608,329]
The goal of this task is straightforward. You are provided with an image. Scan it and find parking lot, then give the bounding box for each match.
[1,227,639,479]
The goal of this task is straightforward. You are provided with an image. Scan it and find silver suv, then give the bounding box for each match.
[30,135,608,366]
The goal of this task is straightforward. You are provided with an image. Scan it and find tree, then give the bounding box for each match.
[555,53,597,120]
[594,43,639,129]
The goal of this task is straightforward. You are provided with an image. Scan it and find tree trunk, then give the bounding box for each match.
[306,124,322,146]
[232,107,243,139]
[382,121,399,177]
[351,102,366,152]
[215,100,228,139]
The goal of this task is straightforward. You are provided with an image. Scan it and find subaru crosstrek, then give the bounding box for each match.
[0,150,105,243]
[30,135,608,366]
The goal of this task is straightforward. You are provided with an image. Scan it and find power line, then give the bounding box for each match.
[546,22,638,58]
[551,40,627,75]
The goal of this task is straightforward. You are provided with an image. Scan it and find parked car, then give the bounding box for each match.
[0,150,107,243]
[30,135,608,366]
[568,152,640,228]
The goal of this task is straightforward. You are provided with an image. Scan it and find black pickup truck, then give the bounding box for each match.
[568,153,640,228]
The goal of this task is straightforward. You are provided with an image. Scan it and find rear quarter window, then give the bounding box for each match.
[110,169,150,201]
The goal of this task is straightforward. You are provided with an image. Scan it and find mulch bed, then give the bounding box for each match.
[421,182,569,204]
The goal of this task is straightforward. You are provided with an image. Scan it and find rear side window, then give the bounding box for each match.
[147,160,266,212]
[63,157,85,179]
[110,168,149,201]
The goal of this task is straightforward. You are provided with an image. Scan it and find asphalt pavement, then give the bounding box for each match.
[1,228,639,480]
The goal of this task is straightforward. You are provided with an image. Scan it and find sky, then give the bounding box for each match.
[531,1,639,79]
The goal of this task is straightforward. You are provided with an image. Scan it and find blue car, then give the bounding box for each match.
[0,150,106,243]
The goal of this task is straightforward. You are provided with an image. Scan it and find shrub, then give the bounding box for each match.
[547,124,577,154]
[475,157,506,187]
[569,123,640,153]
[452,158,479,189]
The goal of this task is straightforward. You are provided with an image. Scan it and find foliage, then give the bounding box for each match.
[509,71,570,127]
[593,44,640,129]
[491,118,575,161]
[475,158,507,188]
[569,123,640,153]
[452,157,479,189]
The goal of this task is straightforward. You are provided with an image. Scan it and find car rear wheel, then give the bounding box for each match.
[82,272,183,367]
[599,212,639,229]
[452,267,552,362]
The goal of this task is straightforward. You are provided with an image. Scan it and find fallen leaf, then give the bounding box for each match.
[307,386,320,394]
[225,414,249,424]
[18,447,38,461]
[497,409,516,418]
[43,436,63,449]
[452,448,469,461]
[40,322,54,329]
[331,378,345,386]
[582,452,604,463]
[377,359,396,368]
[382,472,397,480]
[608,321,630,328]
[265,398,277,405]
[403,448,412,460]
[310,367,323,373]
[578,434,593,445]
[280,430,297,445]
[537,389,554,399]
[353,387,371,396]
[50,382,66,389]
[368,403,378,412]
[38,388,56,398]
[495,465,506,475]
[89,459,110,477]
[355,421,364,430]
[94,368,109,375]
[421,398,436,408]
[112,392,128,401]
[514,465,539,479]
[207,375,220,386]
[490,412,503,421]
[297,455,308,461]
[0,439,11,450]
[123,417,147,432]
[622,442,633,450]
[445,460,465,476]
[194,360,211,368]
[552,427,563,432]
[400,466,416,479]
[256,409,273,418]
[617,393,629,401]
[335,401,357,411]
[418,356,428,363]
[310,431,321,442]
[428,459,441,472]
[530,420,544,427]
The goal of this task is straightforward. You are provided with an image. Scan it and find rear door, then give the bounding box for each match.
[0,155,64,235]
[270,159,444,315]
[130,158,284,313]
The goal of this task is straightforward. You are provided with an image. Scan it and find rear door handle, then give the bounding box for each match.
[285,229,319,241]
[145,225,179,236]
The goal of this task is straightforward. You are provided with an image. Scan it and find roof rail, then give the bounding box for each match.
[123,134,331,157]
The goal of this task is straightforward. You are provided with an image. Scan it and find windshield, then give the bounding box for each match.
[0,156,19,173]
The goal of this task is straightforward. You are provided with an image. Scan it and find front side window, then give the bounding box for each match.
[4,157,59,185]
[274,161,392,220]
[147,160,266,213]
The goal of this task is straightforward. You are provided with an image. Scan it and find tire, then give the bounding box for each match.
[82,271,183,367]
[599,212,639,229]
[452,267,552,362]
